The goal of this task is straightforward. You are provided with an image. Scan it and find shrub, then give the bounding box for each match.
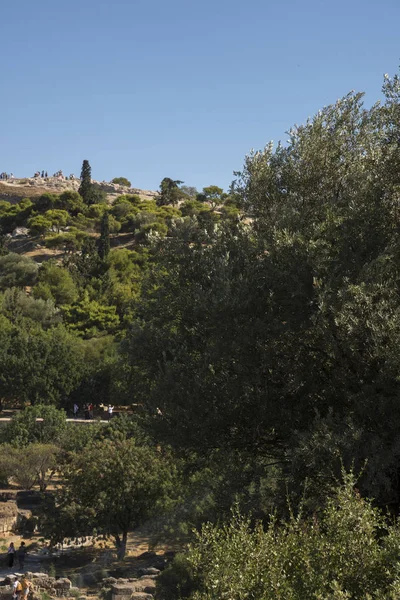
[112,177,131,187]
[156,553,198,600]
[167,473,400,600]
[0,254,38,290]
[27,215,52,236]
[56,191,85,216]
[35,193,58,212]
[111,200,135,220]
[135,221,168,243]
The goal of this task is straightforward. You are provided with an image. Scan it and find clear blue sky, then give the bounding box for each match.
[1,0,399,192]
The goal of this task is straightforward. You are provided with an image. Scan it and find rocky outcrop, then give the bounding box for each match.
[0,501,18,534]
[111,577,157,600]
[0,179,158,204]
[0,497,35,534]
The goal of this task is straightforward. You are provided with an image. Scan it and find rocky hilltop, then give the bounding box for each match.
[0,177,158,204]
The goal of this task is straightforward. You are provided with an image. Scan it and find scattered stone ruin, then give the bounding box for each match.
[0,573,71,600]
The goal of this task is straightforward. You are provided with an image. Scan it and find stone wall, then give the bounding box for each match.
[0,501,18,534]
[0,574,71,600]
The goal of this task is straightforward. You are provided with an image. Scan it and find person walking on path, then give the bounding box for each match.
[107,404,114,420]
[73,403,79,419]
[7,542,15,568]
[21,576,33,600]
[17,542,27,570]
[13,578,22,600]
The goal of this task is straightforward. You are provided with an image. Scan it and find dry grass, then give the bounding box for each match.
[0,182,49,202]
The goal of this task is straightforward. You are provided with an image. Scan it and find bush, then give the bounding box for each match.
[0,254,38,290]
[86,203,108,219]
[89,187,107,204]
[135,221,168,243]
[27,215,52,236]
[45,231,89,253]
[156,554,198,600]
[171,473,400,599]
[56,191,85,216]
[112,177,131,187]
[114,194,141,206]
[35,193,58,212]
[111,201,135,220]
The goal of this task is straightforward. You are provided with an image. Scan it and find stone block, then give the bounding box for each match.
[111,583,136,599]
[133,579,156,595]
[53,577,71,596]
[137,568,160,577]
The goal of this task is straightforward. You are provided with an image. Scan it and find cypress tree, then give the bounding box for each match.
[78,160,93,205]
[98,212,110,260]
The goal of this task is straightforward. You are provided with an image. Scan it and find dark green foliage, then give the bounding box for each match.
[50,437,178,557]
[0,198,34,233]
[89,186,107,205]
[2,405,67,446]
[1,288,60,327]
[56,191,85,216]
[62,294,120,337]
[45,230,89,253]
[172,473,400,599]
[0,254,38,290]
[111,177,131,187]
[44,209,69,232]
[33,261,78,305]
[3,75,400,594]
[156,554,198,600]
[0,231,10,256]
[0,325,86,406]
[78,159,92,204]
[0,443,58,491]
[157,178,184,206]
[98,212,110,260]
[27,215,52,236]
[64,238,102,283]
[35,193,58,212]
[200,185,225,208]
[119,71,400,511]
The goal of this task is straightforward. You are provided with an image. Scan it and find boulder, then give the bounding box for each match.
[11,227,29,237]
[133,579,156,595]
[26,575,56,589]
[137,568,160,577]
[111,583,136,600]
[136,552,157,561]
[53,578,71,597]
[0,501,18,533]
[131,594,153,600]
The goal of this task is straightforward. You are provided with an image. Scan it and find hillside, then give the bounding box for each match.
[0,176,158,204]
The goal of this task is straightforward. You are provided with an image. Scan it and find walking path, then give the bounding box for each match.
[0,418,108,424]
[0,554,43,578]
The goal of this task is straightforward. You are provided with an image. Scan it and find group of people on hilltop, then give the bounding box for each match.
[0,172,13,180]
[73,403,114,420]
[32,170,76,180]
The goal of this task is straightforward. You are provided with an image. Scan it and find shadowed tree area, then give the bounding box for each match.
[1,71,400,599]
